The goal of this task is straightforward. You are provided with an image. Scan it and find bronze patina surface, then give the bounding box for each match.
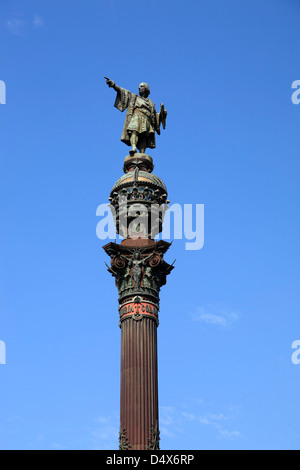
[105,77,167,155]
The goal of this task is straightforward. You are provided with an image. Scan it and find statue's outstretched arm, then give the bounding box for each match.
[104,77,120,93]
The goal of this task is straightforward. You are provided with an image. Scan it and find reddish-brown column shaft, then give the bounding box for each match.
[120,316,159,450]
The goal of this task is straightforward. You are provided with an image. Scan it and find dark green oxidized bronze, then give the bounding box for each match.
[105,78,167,155]
[104,240,174,313]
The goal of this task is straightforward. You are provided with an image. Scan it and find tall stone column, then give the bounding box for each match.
[120,314,159,450]
[103,153,174,450]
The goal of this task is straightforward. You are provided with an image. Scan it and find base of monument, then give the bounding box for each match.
[123,153,154,173]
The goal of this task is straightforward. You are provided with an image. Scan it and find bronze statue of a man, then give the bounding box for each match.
[105,78,167,155]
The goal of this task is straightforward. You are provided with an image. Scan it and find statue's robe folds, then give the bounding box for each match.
[114,87,160,150]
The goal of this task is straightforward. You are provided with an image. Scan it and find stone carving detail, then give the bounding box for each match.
[104,242,175,307]
[109,186,169,206]
[128,251,154,289]
[108,167,170,240]
[119,296,160,325]
[147,422,160,451]
[119,427,132,450]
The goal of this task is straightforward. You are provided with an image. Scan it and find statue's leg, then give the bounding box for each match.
[130,131,138,155]
[138,134,147,154]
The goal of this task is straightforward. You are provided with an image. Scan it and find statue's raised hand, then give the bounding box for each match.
[104,77,114,88]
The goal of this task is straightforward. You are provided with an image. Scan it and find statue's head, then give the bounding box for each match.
[139,82,150,98]
[133,251,141,260]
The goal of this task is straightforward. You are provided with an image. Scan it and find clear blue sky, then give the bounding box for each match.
[0,0,299,450]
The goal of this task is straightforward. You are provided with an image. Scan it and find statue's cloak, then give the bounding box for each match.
[114,87,159,150]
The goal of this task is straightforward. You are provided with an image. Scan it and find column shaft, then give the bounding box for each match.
[120,317,159,450]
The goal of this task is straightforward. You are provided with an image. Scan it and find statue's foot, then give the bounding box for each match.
[129,147,137,156]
